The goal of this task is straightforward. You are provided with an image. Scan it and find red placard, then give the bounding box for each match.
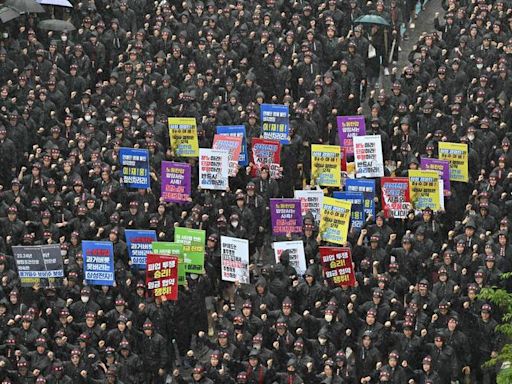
[320,247,355,287]
[250,138,281,178]
[380,177,411,219]
[146,254,179,300]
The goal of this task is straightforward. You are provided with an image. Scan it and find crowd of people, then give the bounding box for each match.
[0,0,511,383]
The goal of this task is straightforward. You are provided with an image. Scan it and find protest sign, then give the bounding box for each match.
[270,199,303,235]
[125,230,157,269]
[146,254,178,300]
[221,236,250,284]
[353,135,384,178]
[82,241,114,286]
[174,227,205,274]
[13,245,64,287]
[251,138,281,178]
[40,245,64,279]
[152,242,185,285]
[294,189,324,224]
[213,134,243,176]
[319,197,352,245]
[168,117,199,157]
[119,148,150,189]
[408,170,441,211]
[273,241,307,276]
[199,148,229,190]
[438,142,469,183]
[320,247,356,287]
[161,161,191,203]
[337,116,366,155]
[381,177,411,219]
[311,144,341,187]
[345,178,376,218]
[261,104,289,144]
[333,191,365,229]
[217,125,248,166]
[421,157,450,195]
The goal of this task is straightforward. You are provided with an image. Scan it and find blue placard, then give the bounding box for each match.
[119,148,150,189]
[345,179,376,218]
[216,125,248,166]
[333,191,365,229]
[125,229,157,269]
[82,241,115,286]
[261,104,290,144]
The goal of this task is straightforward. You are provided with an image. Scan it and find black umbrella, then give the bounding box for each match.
[0,6,21,23]
[5,0,45,14]
[38,18,75,32]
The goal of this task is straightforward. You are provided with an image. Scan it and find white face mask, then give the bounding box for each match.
[231,221,239,228]
[468,133,475,140]
[324,314,333,322]
[61,35,67,42]
[60,250,67,257]
[477,64,483,70]
[81,296,89,303]
[84,115,91,122]
[189,273,198,280]
[132,114,139,120]
[318,337,327,345]
[106,117,113,123]
[2,33,8,39]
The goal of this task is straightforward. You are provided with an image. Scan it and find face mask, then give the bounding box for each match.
[60,250,67,257]
[468,133,475,140]
[318,337,327,345]
[132,114,139,120]
[84,115,91,122]
[61,35,67,42]
[189,273,198,280]
[2,33,8,39]
[477,64,483,70]
[81,296,89,303]
[231,221,239,228]
[106,117,113,123]
[324,314,333,322]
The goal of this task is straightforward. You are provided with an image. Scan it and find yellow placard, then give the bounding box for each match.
[168,117,199,157]
[438,142,468,183]
[408,170,440,211]
[319,197,351,245]
[311,145,341,187]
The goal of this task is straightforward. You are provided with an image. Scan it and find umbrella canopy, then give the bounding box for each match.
[0,6,21,23]
[354,14,390,27]
[36,0,73,8]
[5,0,45,14]
[38,18,75,32]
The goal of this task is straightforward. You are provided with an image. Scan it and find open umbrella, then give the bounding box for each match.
[354,14,390,27]
[5,0,45,14]
[0,6,21,23]
[38,18,75,32]
[36,0,73,8]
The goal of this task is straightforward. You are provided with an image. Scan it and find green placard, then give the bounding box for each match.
[152,242,185,285]
[174,227,205,274]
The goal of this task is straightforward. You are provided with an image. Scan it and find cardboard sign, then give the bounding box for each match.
[146,254,179,300]
[125,230,157,269]
[273,241,307,276]
[82,241,115,286]
[408,170,441,211]
[270,198,303,235]
[161,161,191,203]
[337,115,366,155]
[381,177,411,219]
[119,148,150,189]
[311,144,341,187]
[320,197,352,245]
[320,247,355,287]
[168,117,199,157]
[199,148,229,190]
[221,236,250,284]
[353,135,384,178]
[261,104,290,144]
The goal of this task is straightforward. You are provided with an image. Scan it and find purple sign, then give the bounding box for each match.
[337,116,366,155]
[420,157,450,195]
[270,199,303,235]
[161,161,191,203]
